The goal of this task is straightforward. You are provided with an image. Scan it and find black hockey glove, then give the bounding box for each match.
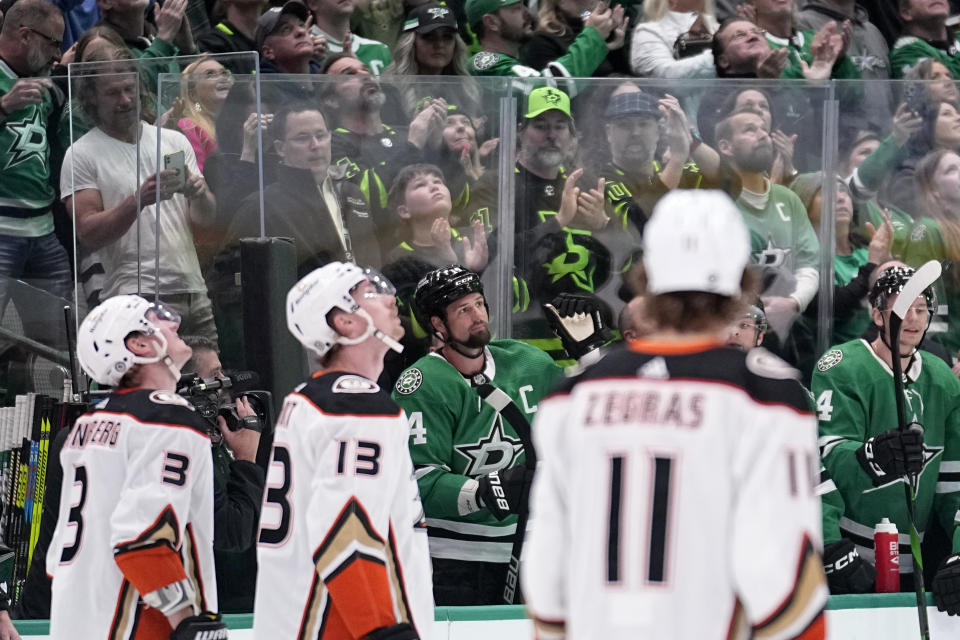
[169,612,228,640]
[476,466,532,521]
[933,554,960,615]
[364,623,418,640]
[543,293,612,360]
[822,540,875,594]
[856,423,925,485]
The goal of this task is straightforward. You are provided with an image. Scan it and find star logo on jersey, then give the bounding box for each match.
[454,417,522,476]
[869,444,944,491]
[473,52,498,71]
[4,107,47,171]
[395,368,422,395]
[816,349,843,372]
[753,236,791,269]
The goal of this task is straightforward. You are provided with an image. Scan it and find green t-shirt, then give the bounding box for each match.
[812,340,960,563]
[314,28,393,76]
[392,340,563,563]
[832,248,871,344]
[903,216,960,356]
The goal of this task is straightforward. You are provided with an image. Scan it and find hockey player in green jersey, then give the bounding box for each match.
[392,264,608,605]
[812,265,960,612]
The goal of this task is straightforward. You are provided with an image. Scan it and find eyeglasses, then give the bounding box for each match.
[24,26,62,50]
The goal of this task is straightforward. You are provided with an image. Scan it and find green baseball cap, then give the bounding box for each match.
[465,0,522,26]
[524,87,571,119]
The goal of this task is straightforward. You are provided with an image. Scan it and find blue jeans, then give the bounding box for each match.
[0,232,73,349]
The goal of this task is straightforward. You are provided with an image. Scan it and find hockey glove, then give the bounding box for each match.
[543,293,612,360]
[476,466,532,521]
[822,539,875,594]
[933,554,960,615]
[169,612,228,640]
[364,623,418,640]
[855,423,925,485]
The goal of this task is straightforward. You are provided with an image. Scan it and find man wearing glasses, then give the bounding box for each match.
[0,0,72,359]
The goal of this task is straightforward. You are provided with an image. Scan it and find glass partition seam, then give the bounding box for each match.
[494,94,518,340]
[819,94,839,360]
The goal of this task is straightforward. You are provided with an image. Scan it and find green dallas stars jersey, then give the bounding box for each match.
[392,340,563,563]
[812,339,960,573]
[468,26,606,78]
[0,59,58,237]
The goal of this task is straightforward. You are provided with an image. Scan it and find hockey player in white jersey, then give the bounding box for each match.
[522,190,828,640]
[47,295,226,640]
[253,262,433,640]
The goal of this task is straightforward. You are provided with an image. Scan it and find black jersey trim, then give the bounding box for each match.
[182,523,207,612]
[386,525,414,630]
[426,528,516,544]
[108,579,137,640]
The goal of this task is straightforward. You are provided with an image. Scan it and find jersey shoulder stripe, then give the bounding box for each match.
[98,389,211,437]
[554,344,810,413]
[297,372,401,418]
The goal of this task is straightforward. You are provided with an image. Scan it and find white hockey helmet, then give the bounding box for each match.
[287,262,403,357]
[77,295,183,386]
[643,189,750,297]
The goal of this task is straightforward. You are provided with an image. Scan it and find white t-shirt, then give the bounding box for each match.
[61,123,206,297]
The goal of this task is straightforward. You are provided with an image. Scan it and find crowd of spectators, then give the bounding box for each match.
[7,0,960,612]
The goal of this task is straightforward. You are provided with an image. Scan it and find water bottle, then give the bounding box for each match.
[874,517,900,593]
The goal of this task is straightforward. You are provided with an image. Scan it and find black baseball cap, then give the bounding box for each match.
[255,1,310,51]
[403,3,458,34]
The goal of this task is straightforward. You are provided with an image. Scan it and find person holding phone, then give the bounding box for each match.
[61,56,219,342]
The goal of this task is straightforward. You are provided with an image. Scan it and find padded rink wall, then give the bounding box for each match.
[12,595,960,638]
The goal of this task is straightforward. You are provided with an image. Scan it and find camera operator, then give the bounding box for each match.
[15,338,266,619]
[180,336,266,613]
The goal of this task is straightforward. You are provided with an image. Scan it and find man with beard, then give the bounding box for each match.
[599,86,721,234]
[465,0,614,77]
[0,0,72,352]
[715,110,820,346]
[62,61,219,341]
[321,53,437,251]
[391,265,606,605]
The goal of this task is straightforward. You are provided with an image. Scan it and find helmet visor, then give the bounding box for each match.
[352,267,397,300]
[144,301,182,327]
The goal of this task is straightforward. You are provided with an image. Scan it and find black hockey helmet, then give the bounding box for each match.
[746,301,768,333]
[413,265,485,333]
[869,266,937,313]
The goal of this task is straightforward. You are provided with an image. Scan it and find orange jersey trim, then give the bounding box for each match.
[793,612,826,640]
[114,544,187,597]
[627,337,726,355]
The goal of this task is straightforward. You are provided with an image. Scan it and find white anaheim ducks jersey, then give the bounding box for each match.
[47,389,217,640]
[253,371,433,640]
[522,341,828,640]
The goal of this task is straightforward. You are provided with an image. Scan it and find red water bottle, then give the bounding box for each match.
[874,517,900,593]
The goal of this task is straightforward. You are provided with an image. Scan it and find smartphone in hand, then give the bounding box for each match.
[163,150,186,192]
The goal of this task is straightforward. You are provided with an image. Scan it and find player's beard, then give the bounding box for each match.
[460,326,491,349]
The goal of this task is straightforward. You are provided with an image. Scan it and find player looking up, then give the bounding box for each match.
[391,265,609,605]
[47,295,227,640]
[813,265,960,612]
[523,189,828,639]
[253,262,433,640]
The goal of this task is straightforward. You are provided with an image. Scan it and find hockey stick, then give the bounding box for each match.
[475,383,535,604]
[888,259,941,640]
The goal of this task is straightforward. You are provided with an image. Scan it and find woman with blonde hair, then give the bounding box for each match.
[167,56,234,170]
[382,3,480,117]
[629,0,718,78]
[521,0,627,76]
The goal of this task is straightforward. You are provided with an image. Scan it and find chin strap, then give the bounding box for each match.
[132,330,182,382]
[878,315,922,372]
[337,308,404,354]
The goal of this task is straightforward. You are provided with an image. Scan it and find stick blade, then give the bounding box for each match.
[891,260,941,320]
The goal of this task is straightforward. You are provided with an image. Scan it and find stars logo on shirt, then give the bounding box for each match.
[473,52,499,71]
[4,107,47,171]
[454,416,522,476]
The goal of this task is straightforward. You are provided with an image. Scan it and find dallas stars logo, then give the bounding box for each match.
[868,443,944,491]
[454,417,522,476]
[753,236,791,269]
[4,107,47,171]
